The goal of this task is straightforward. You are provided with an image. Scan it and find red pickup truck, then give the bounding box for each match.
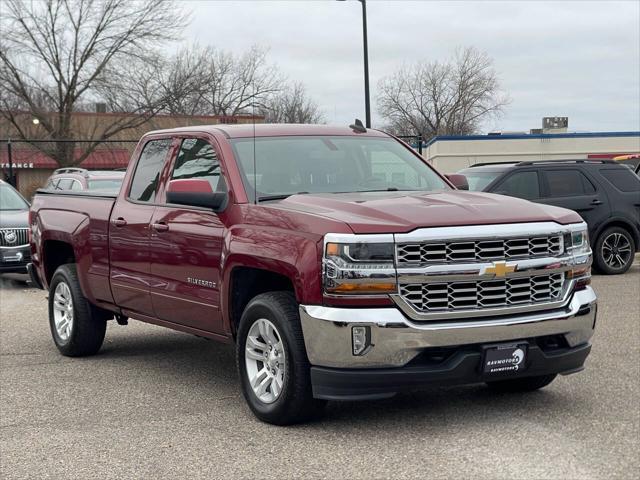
[29,124,597,425]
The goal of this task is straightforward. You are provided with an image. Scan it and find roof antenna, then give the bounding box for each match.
[349,118,367,133]
[252,82,257,204]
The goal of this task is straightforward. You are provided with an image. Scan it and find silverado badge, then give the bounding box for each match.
[485,261,516,278]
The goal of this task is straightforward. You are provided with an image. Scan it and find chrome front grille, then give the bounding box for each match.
[399,273,565,313]
[396,235,563,265]
[0,228,29,247]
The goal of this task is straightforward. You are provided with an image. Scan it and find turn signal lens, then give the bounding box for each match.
[326,242,340,256]
[568,266,591,278]
[569,266,591,291]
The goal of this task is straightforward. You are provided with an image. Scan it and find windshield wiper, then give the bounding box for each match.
[258,192,309,203]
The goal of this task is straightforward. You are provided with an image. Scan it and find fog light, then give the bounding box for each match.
[352,326,371,356]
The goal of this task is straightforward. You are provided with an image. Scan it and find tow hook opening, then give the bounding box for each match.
[577,304,592,317]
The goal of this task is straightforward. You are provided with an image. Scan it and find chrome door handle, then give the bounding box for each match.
[151,222,169,232]
[112,217,127,227]
[591,199,603,206]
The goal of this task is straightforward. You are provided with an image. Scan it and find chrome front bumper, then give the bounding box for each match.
[300,287,596,369]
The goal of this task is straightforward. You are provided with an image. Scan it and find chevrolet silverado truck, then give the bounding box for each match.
[29,124,597,425]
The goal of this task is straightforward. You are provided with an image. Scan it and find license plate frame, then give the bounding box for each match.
[482,342,528,376]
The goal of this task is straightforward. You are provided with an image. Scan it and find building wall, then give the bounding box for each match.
[1,111,264,197]
[16,169,53,200]
[424,132,640,173]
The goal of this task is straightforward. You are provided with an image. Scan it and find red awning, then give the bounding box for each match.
[0,148,131,170]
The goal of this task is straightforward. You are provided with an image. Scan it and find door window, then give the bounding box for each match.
[70,179,82,190]
[545,170,595,197]
[129,139,172,202]
[170,138,226,192]
[493,171,540,200]
[56,178,73,190]
[600,168,640,192]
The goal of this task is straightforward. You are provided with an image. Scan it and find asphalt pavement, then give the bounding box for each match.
[1,265,639,479]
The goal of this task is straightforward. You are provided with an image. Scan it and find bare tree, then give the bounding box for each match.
[378,47,510,139]
[150,46,212,116]
[157,45,322,121]
[260,82,324,124]
[0,0,188,166]
[204,45,284,116]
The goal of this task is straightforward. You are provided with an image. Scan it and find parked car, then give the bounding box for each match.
[29,124,596,425]
[45,167,125,193]
[458,160,640,274]
[0,179,31,274]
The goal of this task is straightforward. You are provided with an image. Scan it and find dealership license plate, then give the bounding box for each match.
[1,252,22,262]
[483,343,528,375]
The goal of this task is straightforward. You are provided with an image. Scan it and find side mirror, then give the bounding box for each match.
[166,179,227,211]
[445,174,469,190]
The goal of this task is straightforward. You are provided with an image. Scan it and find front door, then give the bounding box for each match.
[149,137,226,334]
[109,138,173,316]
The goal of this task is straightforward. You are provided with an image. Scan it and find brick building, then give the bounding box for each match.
[1,110,263,198]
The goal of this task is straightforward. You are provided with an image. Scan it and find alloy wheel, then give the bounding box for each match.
[244,318,286,404]
[53,281,74,341]
[602,232,632,270]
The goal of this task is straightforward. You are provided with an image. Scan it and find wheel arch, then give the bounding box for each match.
[225,264,299,340]
[593,217,640,251]
[42,239,76,285]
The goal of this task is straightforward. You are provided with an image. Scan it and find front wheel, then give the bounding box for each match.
[48,264,107,357]
[486,374,557,393]
[236,292,326,425]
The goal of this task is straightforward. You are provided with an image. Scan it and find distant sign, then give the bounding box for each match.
[1,162,34,169]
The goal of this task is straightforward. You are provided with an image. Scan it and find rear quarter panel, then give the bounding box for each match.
[31,193,117,308]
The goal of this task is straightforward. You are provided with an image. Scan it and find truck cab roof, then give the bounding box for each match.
[145,123,390,139]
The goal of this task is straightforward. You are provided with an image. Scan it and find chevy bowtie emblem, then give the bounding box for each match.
[485,261,516,277]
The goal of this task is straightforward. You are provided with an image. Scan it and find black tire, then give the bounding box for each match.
[486,374,557,393]
[594,226,636,275]
[236,291,326,425]
[48,264,107,357]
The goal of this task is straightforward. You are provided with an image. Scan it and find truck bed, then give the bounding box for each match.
[30,190,118,309]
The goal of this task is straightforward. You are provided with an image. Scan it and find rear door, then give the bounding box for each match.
[539,168,611,233]
[148,136,227,334]
[109,138,174,316]
[488,169,542,201]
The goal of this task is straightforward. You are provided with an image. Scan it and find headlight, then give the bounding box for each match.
[565,224,592,288]
[326,242,394,263]
[323,234,397,295]
[568,229,589,253]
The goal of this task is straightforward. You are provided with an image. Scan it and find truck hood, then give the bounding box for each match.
[0,209,29,229]
[270,191,582,234]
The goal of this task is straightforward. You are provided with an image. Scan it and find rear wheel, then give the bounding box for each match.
[594,226,635,274]
[486,374,557,393]
[236,291,326,425]
[48,264,107,356]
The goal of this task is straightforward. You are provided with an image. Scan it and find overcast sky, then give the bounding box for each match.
[182,0,640,133]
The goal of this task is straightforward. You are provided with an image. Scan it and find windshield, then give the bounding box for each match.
[459,171,503,191]
[0,184,29,210]
[88,179,124,191]
[231,136,449,201]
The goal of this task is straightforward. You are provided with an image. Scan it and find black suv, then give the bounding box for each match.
[458,160,640,274]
